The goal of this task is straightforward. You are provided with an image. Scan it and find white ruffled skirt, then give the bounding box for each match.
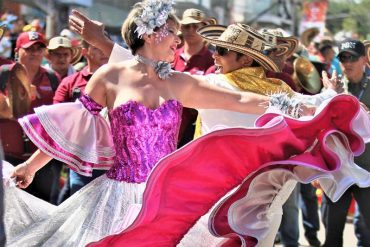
[3,161,145,247]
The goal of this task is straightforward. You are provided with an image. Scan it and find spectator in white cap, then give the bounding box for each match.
[172,8,217,75]
[44,36,82,79]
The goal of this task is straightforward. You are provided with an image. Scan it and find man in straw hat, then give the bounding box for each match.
[45,36,82,80]
[321,39,370,247]
[173,8,216,75]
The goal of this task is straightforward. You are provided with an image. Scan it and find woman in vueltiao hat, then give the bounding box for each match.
[192,23,340,138]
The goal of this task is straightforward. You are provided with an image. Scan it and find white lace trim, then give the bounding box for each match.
[34,104,114,161]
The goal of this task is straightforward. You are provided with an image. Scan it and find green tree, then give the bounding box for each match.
[326,0,370,39]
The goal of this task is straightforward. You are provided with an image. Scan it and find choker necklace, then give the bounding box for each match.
[134,55,173,80]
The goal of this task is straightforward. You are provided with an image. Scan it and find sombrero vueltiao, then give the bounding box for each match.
[197,23,280,72]
[300,27,320,47]
[259,28,299,58]
[364,40,370,64]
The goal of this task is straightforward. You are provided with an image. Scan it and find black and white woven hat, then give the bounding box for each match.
[198,23,280,72]
[259,28,299,58]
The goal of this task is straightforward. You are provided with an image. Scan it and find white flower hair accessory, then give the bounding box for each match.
[134,0,174,38]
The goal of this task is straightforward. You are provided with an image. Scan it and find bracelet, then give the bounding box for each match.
[288,102,302,118]
[268,93,302,118]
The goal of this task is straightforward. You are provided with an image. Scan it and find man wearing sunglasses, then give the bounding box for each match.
[321,39,370,247]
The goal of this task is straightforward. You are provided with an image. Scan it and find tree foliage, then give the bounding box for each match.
[326,0,370,39]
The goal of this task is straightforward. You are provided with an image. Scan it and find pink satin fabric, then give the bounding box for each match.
[18,101,115,176]
[88,95,368,247]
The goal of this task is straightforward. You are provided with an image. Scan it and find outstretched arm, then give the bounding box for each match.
[69,9,114,57]
[171,73,269,115]
[171,73,315,116]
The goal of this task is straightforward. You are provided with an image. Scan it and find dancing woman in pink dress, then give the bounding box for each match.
[3,1,370,247]
[1,1,290,246]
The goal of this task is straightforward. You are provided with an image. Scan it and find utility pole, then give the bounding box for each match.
[45,0,57,38]
[290,0,299,36]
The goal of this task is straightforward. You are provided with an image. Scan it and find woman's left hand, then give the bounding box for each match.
[10,163,35,189]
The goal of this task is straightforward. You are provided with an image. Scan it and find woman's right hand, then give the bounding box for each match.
[10,163,35,189]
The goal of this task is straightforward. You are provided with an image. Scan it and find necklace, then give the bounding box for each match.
[134,55,173,80]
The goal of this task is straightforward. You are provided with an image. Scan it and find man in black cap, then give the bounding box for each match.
[321,39,370,247]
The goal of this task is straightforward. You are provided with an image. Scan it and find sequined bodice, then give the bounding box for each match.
[79,95,182,182]
[103,99,182,183]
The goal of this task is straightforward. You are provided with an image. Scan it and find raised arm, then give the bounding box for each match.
[69,9,114,57]
[170,73,269,115]
[84,64,110,107]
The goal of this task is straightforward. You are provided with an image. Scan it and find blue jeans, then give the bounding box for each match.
[279,184,299,247]
[321,186,370,247]
[354,203,370,247]
[300,183,320,242]
[69,169,106,195]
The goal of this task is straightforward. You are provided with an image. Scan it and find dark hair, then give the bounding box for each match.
[235,52,244,60]
[121,2,179,55]
[235,52,259,67]
[319,45,333,55]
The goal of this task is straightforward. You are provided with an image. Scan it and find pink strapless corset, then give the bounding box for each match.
[104,99,182,183]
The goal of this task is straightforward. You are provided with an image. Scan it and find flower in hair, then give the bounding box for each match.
[134,0,174,38]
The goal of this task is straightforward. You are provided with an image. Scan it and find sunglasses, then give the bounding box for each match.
[338,54,360,63]
[215,46,230,56]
